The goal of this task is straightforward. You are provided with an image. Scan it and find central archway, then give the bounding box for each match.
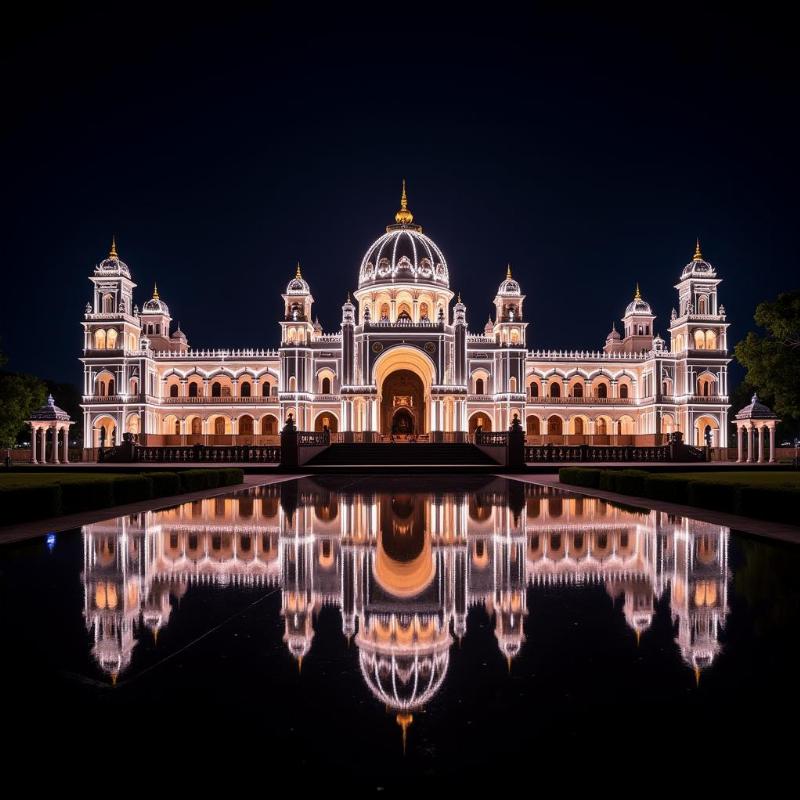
[373,346,436,435]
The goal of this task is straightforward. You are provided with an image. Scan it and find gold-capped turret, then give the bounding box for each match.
[634,283,641,300]
[109,235,118,258]
[394,179,414,225]
[693,238,703,261]
[153,283,159,300]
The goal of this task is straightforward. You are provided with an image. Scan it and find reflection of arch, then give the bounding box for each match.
[314,412,338,433]
[374,530,435,599]
[468,412,492,434]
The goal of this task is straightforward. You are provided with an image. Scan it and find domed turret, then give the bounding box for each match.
[625,284,653,316]
[141,283,170,316]
[497,264,521,296]
[358,182,450,290]
[94,236,131,279]
[286,262,311,295]
[681,238,717,279]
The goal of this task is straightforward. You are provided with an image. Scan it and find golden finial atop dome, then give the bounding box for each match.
[457,291,462,303]
[153,283,159,300]
[634,283,641,300]
[506,263,512,280]
[394,179,414,225]
[296,261,302,279]
[109,235,118,258]
[694,238,703,261]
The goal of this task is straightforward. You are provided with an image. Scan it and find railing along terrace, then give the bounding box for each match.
[527,349,649,360]
[151,348,280,358]
[526,396,635,405]
[298,431,329,446]
[134,444,281,463]
[525,443,672,462]
[160,396,277,404]
[476,431,509,446]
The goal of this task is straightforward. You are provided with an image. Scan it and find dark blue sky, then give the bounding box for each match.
[2,7,797,383]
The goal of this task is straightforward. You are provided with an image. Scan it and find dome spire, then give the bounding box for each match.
[394,179,414,225]
[109,235,118,258]
[153,283,159,300]
[296,261,302,279]
[634,282,641,300]
[506,263,512,280]
[694,237,703,261]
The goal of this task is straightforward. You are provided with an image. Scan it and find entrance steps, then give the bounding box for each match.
[303,442,501,469]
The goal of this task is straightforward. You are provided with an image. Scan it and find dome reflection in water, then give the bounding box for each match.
[80,476,731,731]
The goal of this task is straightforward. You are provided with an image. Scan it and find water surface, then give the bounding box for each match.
[2,475,798,785]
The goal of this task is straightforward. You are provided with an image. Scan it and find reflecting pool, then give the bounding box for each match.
[2,475,799,784]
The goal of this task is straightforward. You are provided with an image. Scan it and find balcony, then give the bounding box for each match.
[689,395,729,403]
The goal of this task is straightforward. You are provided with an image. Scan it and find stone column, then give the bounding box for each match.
[747,425,756,463]
[41,427,48,463]
[737,424,744,462]
[63,425,70,463]
[31,424,38,463]
[52,424,60,464]
[758,425,765,464]
[769,425,776,463]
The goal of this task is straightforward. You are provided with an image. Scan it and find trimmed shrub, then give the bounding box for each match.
[146,471,181,498]
[178,470,211,492]
[737,485,800,523]
[643,475,691,505]
[0,484,62,523]
[220,468,244,486]
[60,478,115,514]
[612,469,649,496]
[206,470,221,490]
[112,475,153,505]
[559,467,601,489]
[687,480,739,513]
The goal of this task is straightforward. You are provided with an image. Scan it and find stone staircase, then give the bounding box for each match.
[303,442,501,468]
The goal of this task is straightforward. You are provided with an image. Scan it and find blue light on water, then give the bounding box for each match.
[46,533,56,551]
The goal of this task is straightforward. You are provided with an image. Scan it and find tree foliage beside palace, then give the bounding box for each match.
[734,291,800,431]
[0,347,47,449]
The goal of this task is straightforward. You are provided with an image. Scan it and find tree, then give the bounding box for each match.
[0,371,47,449]
[734,291,800,431]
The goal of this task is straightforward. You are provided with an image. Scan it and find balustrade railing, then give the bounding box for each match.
[160,396,277,404]
[476,431,509,447]
[134,444,281,463]
[526,396,635,405]
[525,443,672,462]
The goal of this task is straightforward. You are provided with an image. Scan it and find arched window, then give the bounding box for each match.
[550,382,561,398]
[475,378,485,395]
[106,329,118,349]
[169,384,179,398]
[189,382,199,397]
[289,376,297,392]
[94,329,106,349]
[97,379,107,397]
[214,418,225,435]
[547,415,563,435]
[191,418,201,435]
[509,377,517,393]
[108,379,115,395]
[102,294,114,313]
[239,416,254,435]
[529,381,538,398]
[212,382,221,397]
[619,384,629,399]
[698,296,707,314]
[705,330,717,349]
[130,378,138,395]
[574,417,584,435]
[694,330,706,349]
[596,383,608,399]
[240,382,251,397]
[596,418,608,435]
[572,383,583,398]
[321,376,331,394]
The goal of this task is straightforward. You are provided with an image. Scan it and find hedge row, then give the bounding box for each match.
[0,468,244,525]
[559,467,800,524]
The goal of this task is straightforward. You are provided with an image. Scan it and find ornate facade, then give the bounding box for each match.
[80,186,731,453]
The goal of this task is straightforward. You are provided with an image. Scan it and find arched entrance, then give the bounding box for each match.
[469,412,492,434]
[314,412,339,433]
[381,370,424,435]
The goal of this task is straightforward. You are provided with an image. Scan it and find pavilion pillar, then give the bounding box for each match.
[63,425,70,463]
[758,425,765,464]
[736,425,743,463]
[31,424,38,463]
[40,427,48,464]
[747,425,756,463]
[52,424,60,464]
[769,425,776,463]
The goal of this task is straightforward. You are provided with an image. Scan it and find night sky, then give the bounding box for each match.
[3,8,797,384]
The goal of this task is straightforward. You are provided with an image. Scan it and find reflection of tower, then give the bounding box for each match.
[668,521,730,681]
[493,498,527,666]
[82,514,148,682]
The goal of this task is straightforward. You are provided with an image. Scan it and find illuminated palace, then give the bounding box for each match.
[80,184,731,453]
[82,479,730,714]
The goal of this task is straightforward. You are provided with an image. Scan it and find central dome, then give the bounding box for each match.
[358,183,450,289]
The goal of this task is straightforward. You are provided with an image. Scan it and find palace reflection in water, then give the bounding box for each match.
[82,478,729,726]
